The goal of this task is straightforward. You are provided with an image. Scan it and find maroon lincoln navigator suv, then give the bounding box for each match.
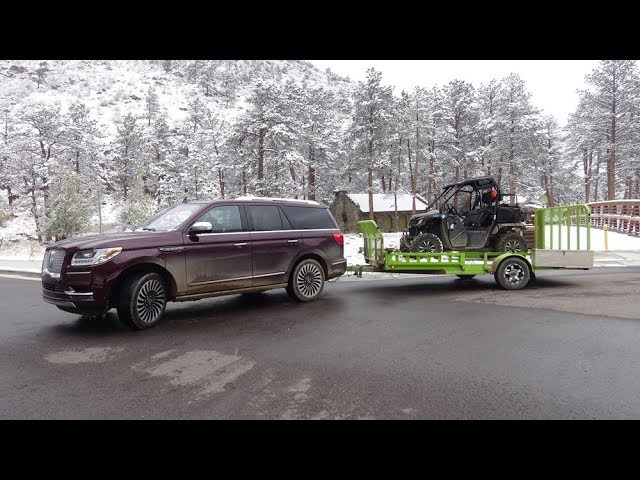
[41,197,347,330]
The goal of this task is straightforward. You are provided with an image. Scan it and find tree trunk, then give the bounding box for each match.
[257,127,266,182]
[242,167,247,195]
[412,117,420,214]
[218,167,225,198]
[308,146,316,201]
[608,71,617,200]
[367,166,374,220]
[308,164,316,201]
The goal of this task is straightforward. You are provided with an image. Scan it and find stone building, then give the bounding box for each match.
[329,191,430,233]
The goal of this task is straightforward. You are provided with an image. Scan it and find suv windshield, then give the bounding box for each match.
[135,203,202,232]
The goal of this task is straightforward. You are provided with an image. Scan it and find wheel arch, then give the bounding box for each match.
[108,262,178,307]
[490,253,532,275]
[287,251,329,280]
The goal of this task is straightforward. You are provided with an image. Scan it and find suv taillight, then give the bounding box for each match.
[332,233,344,245]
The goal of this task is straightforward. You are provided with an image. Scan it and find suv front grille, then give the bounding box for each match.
[47,249,65,274]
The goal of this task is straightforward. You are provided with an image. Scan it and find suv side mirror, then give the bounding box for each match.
[188,221,212,235]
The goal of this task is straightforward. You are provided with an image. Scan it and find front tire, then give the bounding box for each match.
[411,233,443,253]
[495,232,528,253]
[399,235,412,252]
[287,259,325,302]
[117,272,167,330]
[494,256,530,290]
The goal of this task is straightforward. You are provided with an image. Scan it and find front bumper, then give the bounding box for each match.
[42,268,110,312]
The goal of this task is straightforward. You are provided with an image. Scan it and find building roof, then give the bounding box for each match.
[346,193,429,213]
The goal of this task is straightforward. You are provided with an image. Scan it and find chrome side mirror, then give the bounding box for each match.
[188,221,212,234]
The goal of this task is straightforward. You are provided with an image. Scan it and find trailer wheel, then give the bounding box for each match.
[494,256,530,290]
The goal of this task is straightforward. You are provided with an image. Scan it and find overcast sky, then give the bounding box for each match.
[308,60,599,126]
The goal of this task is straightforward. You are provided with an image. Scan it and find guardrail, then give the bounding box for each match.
[534,204,591,250]
[587,200,640,236]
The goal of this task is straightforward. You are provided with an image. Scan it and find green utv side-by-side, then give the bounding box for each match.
[400,176,529,254]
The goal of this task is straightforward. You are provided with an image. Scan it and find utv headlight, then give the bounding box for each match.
[71,247,123,266]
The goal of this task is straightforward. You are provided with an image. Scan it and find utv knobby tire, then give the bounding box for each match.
[117,272,167,330]
[495,232,528,253]
[411,233,443,253]
[287,258,325,302]
[494,256,530,290]
[399,235,412,252]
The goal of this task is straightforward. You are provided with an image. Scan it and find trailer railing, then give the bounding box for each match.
[357,219,385,267]
[534,204,591,251]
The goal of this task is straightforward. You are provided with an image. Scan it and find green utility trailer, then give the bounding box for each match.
[349,204,594,290]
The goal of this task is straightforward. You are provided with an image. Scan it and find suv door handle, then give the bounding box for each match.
[287,239,299,244]
[233,242,248,247]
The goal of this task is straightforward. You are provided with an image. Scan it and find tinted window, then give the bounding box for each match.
[248,205,283,231]
[282,206,337,229]
[195,205,243,233]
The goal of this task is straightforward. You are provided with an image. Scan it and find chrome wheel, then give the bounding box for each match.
[288,259,325,302]
[296,262,323,299]
[136,279,166,324]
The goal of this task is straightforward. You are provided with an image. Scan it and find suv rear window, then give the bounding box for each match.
[282,206,337,230]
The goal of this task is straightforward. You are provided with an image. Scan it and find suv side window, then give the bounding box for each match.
[194,205,243,233]
[282,206,337,229]
[248,205,283,231]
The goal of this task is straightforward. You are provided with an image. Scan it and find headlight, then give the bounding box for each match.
[71,247,123,266]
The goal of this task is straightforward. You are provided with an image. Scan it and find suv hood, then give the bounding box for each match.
[46,231,180,251]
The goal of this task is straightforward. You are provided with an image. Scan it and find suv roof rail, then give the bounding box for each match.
[234,195,320,205]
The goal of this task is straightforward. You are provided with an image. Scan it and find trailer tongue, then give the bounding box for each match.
[348,204,594,290]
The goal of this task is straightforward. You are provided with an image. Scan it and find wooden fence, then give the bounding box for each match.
[587,200,640,236]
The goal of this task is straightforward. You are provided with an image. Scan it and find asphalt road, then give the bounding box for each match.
[2,267,640,419]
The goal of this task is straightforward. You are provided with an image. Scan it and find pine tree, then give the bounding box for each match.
[42,167,95,240]
[350,68,394,219]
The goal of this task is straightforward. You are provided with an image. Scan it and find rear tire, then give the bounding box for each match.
[117,272,167,330]
[411,233,443,253]
[494,256,530,290]
[287,259,325,302]
[495,232,528,253]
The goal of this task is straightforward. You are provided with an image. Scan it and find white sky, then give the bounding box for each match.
[308,60,599,126]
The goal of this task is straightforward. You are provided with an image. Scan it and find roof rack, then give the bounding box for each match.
[234,195,320,205]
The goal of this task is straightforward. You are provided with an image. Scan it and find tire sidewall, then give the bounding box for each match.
[411,233,443,253]
[496,232,528,252]
[496,257,530,290]
[290,259,324,302]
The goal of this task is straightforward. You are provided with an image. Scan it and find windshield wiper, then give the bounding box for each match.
[140,227,156,232]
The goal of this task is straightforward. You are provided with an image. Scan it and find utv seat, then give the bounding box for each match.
[464,208,493,229]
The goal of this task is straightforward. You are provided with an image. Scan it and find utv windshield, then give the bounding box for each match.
[134,203,202,232]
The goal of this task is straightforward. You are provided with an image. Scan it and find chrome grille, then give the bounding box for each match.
[47,249,65,274]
